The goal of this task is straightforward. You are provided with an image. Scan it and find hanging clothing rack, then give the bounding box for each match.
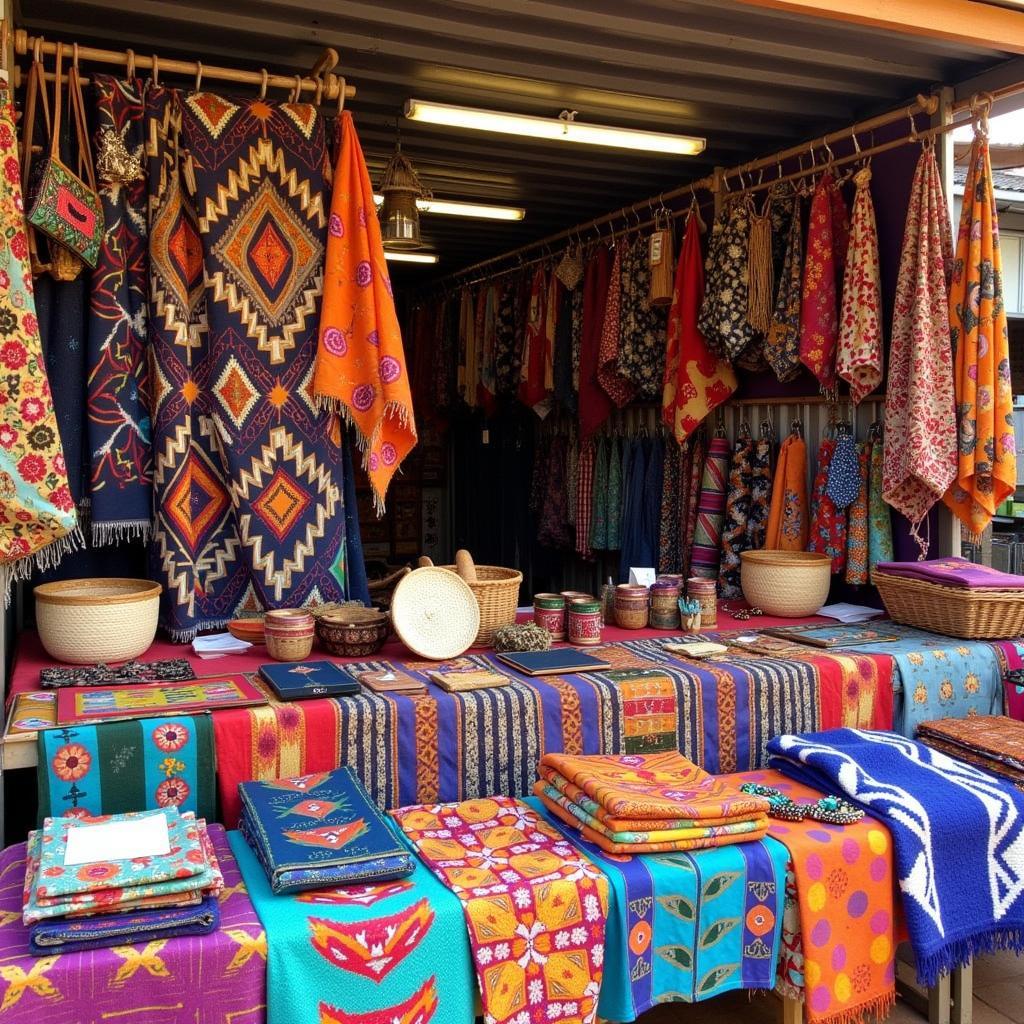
[437,91,946,291]
[12,31,356,102]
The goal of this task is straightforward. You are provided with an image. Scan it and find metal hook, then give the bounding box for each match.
[314,76,324,106]
[337,77,347,113]
[823,139,834,165]
[259,69,268,99]
[909,108,920,143]
[851,130,861,155]
[125,48,136,79]
[151,53,160,86]
[289,74,302,102]
[194,60,203,92]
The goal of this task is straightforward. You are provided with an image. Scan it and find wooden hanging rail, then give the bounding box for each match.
[13,31,356,101]
[436,91,940,289]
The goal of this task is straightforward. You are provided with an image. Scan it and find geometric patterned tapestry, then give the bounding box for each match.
[147,88,349,638]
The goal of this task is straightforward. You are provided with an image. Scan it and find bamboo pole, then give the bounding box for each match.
[13,30,356,101]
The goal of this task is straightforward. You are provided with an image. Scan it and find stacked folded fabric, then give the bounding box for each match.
[876,556,1024,589]
[23,807,222,955]
[238,766,413,894]
[533,751,770,854]
[917,715,1024,789]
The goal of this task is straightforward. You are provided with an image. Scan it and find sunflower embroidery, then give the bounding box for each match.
[51,743,92,782]
[152,722,190,752]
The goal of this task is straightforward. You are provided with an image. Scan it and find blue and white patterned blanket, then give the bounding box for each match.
[768,728,1024,985]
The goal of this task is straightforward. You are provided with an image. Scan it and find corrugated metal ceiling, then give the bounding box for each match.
[21,0,1016,274]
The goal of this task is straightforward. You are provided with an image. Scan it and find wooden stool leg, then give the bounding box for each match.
[951,962,973,1024]
[928,971,952,1024]
[782,995,804,1024]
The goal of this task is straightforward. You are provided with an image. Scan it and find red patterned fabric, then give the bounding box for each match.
[578,248,613,439]
[576,437,595,558]
[597,248,637,408]
[808,438,847,574]
[519,266,550,413]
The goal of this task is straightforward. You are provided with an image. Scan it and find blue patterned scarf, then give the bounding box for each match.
[768,728,1024,985]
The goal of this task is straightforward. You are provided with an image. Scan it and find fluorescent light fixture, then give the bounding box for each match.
[372,193,525,221]
[404,99,705,156]
[384,251,439,264]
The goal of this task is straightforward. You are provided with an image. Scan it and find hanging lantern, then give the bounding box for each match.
[378,139,430,251]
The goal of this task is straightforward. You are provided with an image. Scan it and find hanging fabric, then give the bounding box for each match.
[316,111,417,512]
[658,435,681,573]
[479,282,499,410]
[565,422,578,530]
[457,287,474,405]
[618,438,647,580]
[825,424,860,510]
[688,429,730,581]
[590,433,610,550]
[765,195,804,382]
[943,114,1016,536]
[571,279,583,395]
[518,265,550,414]
[718,424,755,599]
[765,428,808,551]
[85,74,152,544]
[538,432,572,549]
[661,210,736,444]
[809,436,848,574]
[799,172,847,393]
[473,285,487,406]
[746,420,774,551]
[642,436,665,570]
[578,246,613,438]
[867,423,894,582]
[882,146,956,553]
[553,275,575,412]
[0,86,81,601]
[617,235,668,399]
[845,440,872,585]
[698,199,757,361]
[597,246,638,408]
[836,166,883,405]
[681,429,706,578]
[606,434,623,551]
[493,275,520,397]
[746,200,774,334]
[575,437,595,558]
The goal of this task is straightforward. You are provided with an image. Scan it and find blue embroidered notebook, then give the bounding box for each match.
[495,649,611,676]
[257,661,361,700]
[238,768,412,894]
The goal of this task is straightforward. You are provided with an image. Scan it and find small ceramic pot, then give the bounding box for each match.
[686,577,718,629]
[534,593,567,641]
[264,608,315,661]
[568,599,603,646]
[614,584,649,629]
[599,582,616,627]
[650,580,681,630]
[316,608,389,657]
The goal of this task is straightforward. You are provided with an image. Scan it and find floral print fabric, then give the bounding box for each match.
[681,430,706,577]
[0,87,79,602]
[868,427,894,582]
[799,173,849,392]
[845,441,871,585]
[943,130,1016,535]
[837,166,883,404]
[718,429,754,599]
[809,438,847,574]
[590,434,610,550]
[618,235,668,399]
[661,211,736,443]
[746,423,773,551]
[765,433,808,550]
[765,195,804,382]
[597,247,637,408]
[659,437,681,573]
[698,200,758,361]
[882,148,956,543]
[393,796,610,1024]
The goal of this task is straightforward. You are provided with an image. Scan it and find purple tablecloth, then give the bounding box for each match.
[876,556,1024,589]
[0,824,266,1023]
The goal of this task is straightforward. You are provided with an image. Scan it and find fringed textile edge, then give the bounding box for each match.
[813,989,896,1024]
[91,520,153,547]
[162,617,232,644]
[915,927,1024,989]
[1,525,86,608]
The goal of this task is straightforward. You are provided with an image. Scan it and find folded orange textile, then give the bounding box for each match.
[537,791,768,854]
[538,751,769,822]
[314,111,417,512]
[539,765,750,832]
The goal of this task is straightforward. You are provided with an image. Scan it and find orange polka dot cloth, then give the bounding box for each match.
[315,112,417,513]
[731,769,896,1024]
[392,797,609,1024]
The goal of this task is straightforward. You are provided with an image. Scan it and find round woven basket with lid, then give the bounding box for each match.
[391,566,481,659]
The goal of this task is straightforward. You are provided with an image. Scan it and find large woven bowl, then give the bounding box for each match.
[316,606,390,657]
[740,551,830,618]
[34,578,162,664]
[392,566,480,659]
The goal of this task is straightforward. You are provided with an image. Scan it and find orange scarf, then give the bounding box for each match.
[314,112,417,512]
[944,129,1015,534]
[765,431,809,550]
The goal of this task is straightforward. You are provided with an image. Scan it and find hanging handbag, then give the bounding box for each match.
[26,43,104,269]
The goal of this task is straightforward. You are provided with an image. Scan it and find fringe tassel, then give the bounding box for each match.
[163,617,232,644]
[916,926,1024,988]
[747,208,774,334]
[92,520,152,547]
[817,990,897,1024]
[1,525,86,608]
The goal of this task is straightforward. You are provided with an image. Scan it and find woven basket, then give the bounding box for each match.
[421,552,523,646]
[34,578,161,664]
[874,571,1024,639]
[740,550,831,617]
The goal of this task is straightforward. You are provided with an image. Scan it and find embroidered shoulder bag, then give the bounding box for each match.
[26,42,104,268]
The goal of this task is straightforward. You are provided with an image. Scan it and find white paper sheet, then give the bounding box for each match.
[63,812,172,866]
[816,603,885,624]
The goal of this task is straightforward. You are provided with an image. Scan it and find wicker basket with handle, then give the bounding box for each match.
[874,571,1024,639]
[419,551,523,646]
